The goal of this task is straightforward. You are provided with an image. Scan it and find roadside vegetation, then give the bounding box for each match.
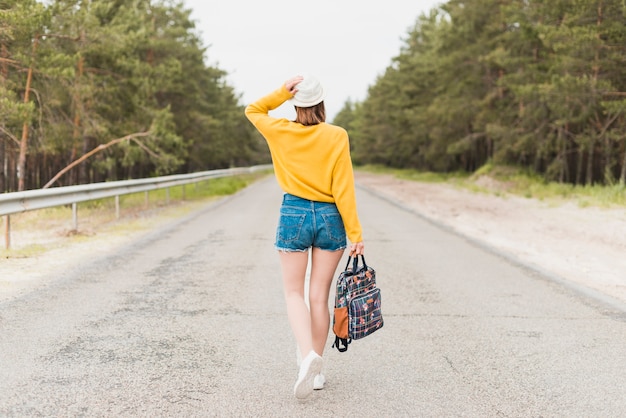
[1,0,268,193]
[2,0,625,258]
[3,0,625,195]
[359,164,626,208]
[337,0,626,187]
[1,172,269,258]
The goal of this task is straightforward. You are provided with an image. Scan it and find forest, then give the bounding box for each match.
[336,0,626,186]
[2,1,626,193]
[0,0,266,192]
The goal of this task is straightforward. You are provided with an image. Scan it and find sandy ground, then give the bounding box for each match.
[2,173,626,306]
[355,172,626,306]
[0,200,213,302]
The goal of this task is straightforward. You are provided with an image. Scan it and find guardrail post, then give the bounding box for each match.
[115,195,120,220]
[3,215,10,250]
[182,185,186,200]
[166,187,170,204]
[145,191,149,208]
[72,202,78,231]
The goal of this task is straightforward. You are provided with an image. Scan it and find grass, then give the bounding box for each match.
[358,164,468,184]
[76,173,261,212]
[1,171,270,258]
[474,164,626,207]
[357,163,626,208]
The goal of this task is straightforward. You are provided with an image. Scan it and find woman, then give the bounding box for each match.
[245,75,364,399]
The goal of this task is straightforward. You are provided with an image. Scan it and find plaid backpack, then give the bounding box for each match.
[332,255,383,352]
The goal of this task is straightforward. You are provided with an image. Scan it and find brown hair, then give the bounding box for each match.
[294,102,326,126]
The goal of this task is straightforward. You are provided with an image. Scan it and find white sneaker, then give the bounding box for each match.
[313,373,325,390]
[294,351,323,399]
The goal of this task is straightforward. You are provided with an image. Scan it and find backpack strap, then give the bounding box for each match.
[347,255,368,274]
[332,336,351,352]
[345,256,354,272]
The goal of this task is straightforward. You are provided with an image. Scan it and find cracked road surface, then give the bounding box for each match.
[1,177,626,417]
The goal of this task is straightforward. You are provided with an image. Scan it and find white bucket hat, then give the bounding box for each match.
[289,75,325,108]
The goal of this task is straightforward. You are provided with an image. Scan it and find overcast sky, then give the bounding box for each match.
[182,0,442,121]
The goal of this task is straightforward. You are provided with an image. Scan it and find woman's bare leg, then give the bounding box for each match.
[279,250,313,358]
[309,247,345,356]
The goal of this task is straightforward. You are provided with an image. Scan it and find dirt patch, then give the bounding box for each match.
[355,172,626,304]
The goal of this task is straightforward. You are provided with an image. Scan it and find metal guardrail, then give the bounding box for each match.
[0,165,272,249]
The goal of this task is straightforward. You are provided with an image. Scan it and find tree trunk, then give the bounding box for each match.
[0,139,5,193]
[1,43,8,81]
[7,143,15,192]
[576,146,584,185]
[594,109,621,185]
[74,52,87,185]
[578,1,604,186]
[558,126,567,183]
[586,140,595,185]
[619,137,626,186]
[1,42,7,193]
[17,36,39,191]
[603,135,613,184]
[593,1,602,82]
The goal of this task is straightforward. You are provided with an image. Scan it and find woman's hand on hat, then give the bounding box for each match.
[285,76,304,95]
[349,242,364,256]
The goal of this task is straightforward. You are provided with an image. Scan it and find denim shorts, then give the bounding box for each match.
[275,193,347,252]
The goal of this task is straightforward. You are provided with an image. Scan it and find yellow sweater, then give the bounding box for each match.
[245,85,363,243]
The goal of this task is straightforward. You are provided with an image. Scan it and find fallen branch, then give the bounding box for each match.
[43,131,151,189]
[0,126,21,146]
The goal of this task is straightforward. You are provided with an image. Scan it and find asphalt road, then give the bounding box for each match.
[1,176,626,417]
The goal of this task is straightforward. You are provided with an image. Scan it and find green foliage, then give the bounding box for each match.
[0,0,266,192]
[345,0,626,186]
